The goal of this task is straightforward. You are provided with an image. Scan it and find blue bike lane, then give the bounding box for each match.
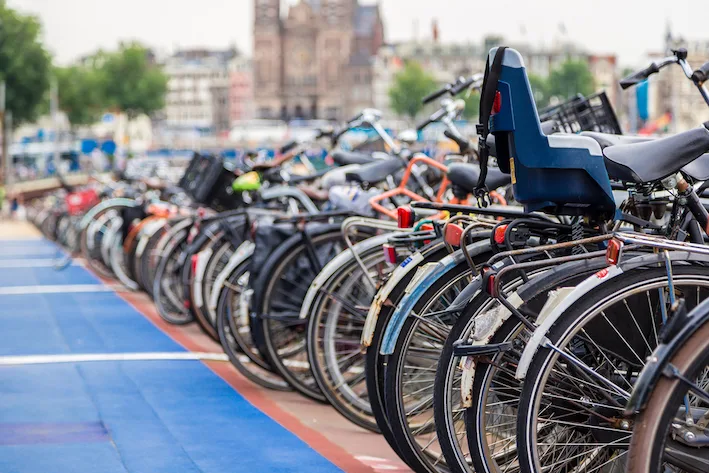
[0,238,364,473]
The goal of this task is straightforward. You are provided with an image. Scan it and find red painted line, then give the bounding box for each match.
[114,289,376,473]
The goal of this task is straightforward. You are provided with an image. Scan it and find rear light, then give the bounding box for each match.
[494,224,508,244]
[445,223,464,247]
[383,244,397,265]
[397,206,414,228]
[191,254,199,275]
[187,225,199,243]
[606,239,623,265]
[482,268,497,297]
[492,91,502,115]
[421,223,433,244]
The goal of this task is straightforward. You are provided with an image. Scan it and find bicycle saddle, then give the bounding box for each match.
[331,150,376,166]
[602,123,709,183]
[344,157,404,185]
[447,162,510,192]
[582,130,709,182]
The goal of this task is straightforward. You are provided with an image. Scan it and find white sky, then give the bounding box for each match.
[8,0,709,67]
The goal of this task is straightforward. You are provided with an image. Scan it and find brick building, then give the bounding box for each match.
[253,0,384,121]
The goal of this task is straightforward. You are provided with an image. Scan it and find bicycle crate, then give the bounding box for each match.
[538,91,622,135]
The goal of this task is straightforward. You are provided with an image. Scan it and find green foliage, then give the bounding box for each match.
[546,59,595,102]
[389,61,438,120]
[55,65,104,127]
[528,73,550,108]
[461,91,480,120]
[95,42,167,118]
[0,1,52,124]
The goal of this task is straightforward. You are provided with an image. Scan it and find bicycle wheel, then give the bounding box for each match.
[384,261,474,473]
[254,229,348,401]
[626,313,709,473]
[194,238,235,340]
[138,222,169,297]
[307,238,395,431]
[216,259,292,391]
[463,258,611,473]
[517,265,709,473]
[152,228,193,325]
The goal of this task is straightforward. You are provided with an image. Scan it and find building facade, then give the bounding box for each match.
[164,48,237,133]
[229,56,254,125]
[650,32,709,132]
[252,0,384,121]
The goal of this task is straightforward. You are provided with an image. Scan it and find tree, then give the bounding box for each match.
[96,42,167,118]
[528,73,550,109]
[546,59,595,102]
[0,1,52,124]
[461,91,480,120]
[389,61,438,120]
[55,65,105,128]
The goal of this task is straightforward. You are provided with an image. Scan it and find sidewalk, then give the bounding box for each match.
[0,220,41,240]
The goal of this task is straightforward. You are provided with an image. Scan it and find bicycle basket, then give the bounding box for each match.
[538,91,622,135]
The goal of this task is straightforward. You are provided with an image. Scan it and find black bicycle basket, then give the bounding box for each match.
[538,91,622,135]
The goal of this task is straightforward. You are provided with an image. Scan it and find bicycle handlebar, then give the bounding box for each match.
[692,61,709,84]
[422,74,483,105]
[279,140,298,154]
[443,129,472,154]
[416,108,446,131]
[620,62,661,90]
[422,87,450,105]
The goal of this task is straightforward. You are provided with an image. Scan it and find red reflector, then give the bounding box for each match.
[492,91,502,115]
[421,223,433,245]
[184,300,191,309]
[383,244,397,265]
[482,268,497,296]
[444,223,464,247]
[606,239,623,265]
[494,224,508,244]
[191,254,199,275]
[487,276,496,296]
[397,206,414,228]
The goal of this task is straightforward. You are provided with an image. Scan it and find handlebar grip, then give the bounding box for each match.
[443,129,471,153]
[279,140,298,154]
[692,61,709,84]
[416,117,435,132]
[619,63,660,90]
[331,127,348,146]
[346,112,363,124]
[315,127,333,139]
[422,86,449,105]
[450,77,478,96]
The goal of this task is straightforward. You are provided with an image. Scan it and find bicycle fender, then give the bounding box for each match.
[78,198,136,230]
[515,250,709,380]
[460,290,523,407]
[626,290,709,415]
[299,233,401,320]
[362,250,425,346]
[380,240,490,355]
[208,241,254,313]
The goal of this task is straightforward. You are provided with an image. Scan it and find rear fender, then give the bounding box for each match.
[78,198,136,230]
[380,240,491,355]
[515,251,709,380]
[208,240,255,313]
[299,233,403,320]
[362,250,426,346]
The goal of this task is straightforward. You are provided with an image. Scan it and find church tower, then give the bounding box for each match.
[253,0,283,119]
